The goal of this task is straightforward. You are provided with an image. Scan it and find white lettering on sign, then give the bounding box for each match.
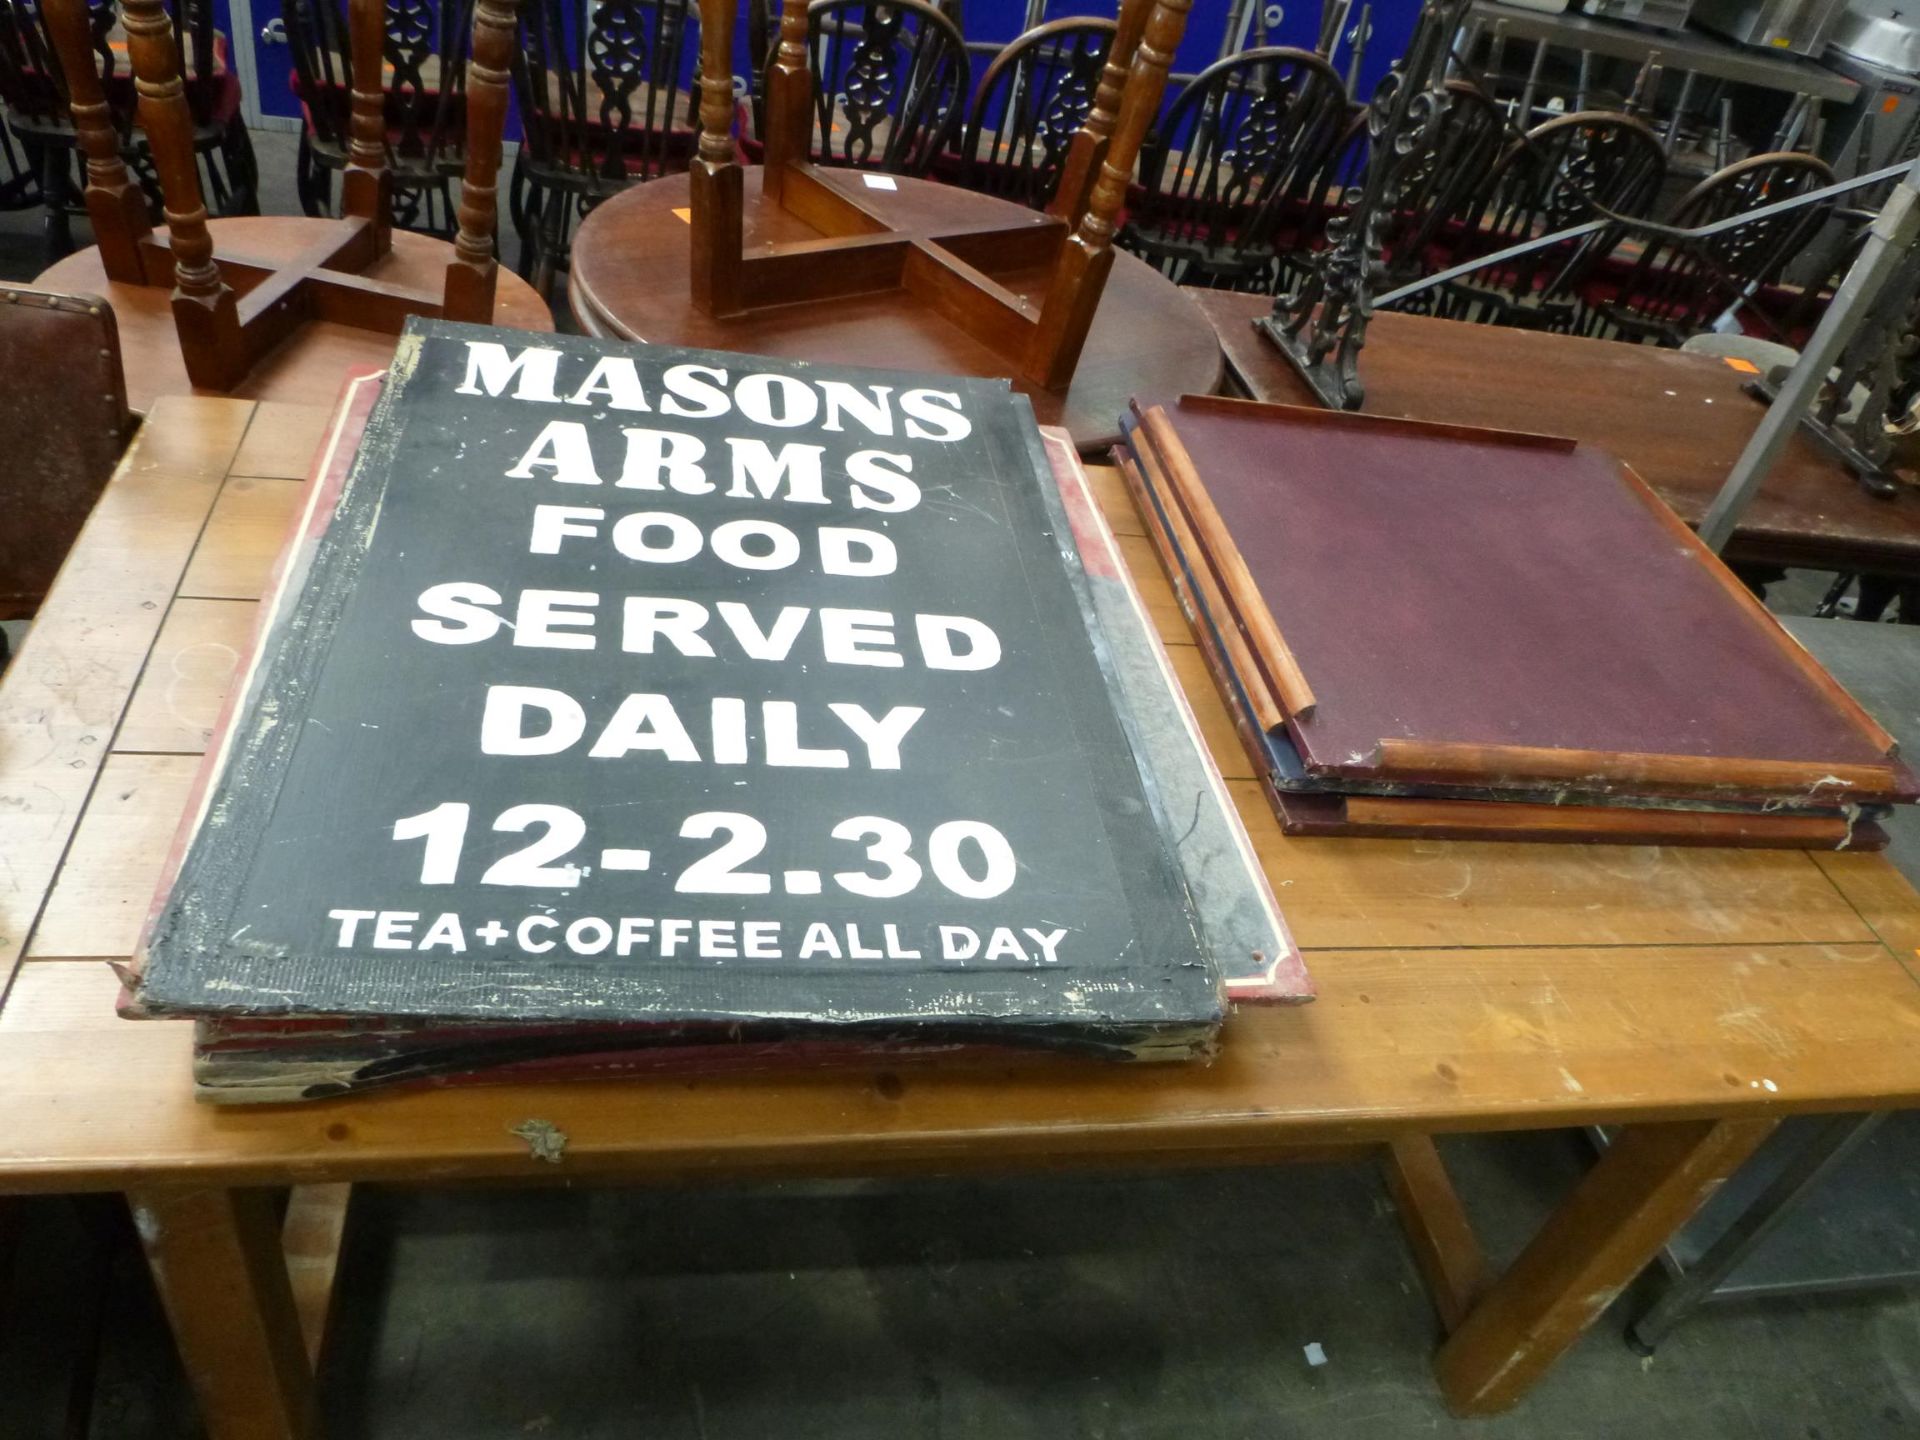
[322,909,1070,963]
[476,686,925,770]
[416,589,996,669]
[369,339,1074,974]
[456,342,971,444]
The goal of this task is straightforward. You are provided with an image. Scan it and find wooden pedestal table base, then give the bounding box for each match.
[37,217,555,413]
[11,401,1920,1436]
[567,167,1224,453]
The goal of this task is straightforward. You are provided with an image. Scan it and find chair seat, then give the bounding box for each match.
[290,72,468,163]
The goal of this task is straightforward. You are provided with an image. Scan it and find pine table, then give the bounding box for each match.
[5,398,1920,1437]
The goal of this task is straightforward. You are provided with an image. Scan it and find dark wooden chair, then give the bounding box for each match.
[794,0,969,175]
[1574,151,1835,348]
[0,0,257,260]
[43,0,518,390]
[1381,78,1499,284]
[0,283,132,643]
[511,0,698,299]
[284,0,477,238]
[1118,45,1348,290]
[956,16,1113,209]
[744,0,960,134]
[1432,109,1666,326]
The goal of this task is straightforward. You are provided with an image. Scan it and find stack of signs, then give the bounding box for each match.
[1118,394,1919,847]
[125,321,1305,1102]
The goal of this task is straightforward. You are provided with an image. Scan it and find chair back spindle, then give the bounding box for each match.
[1441,110,1666,320]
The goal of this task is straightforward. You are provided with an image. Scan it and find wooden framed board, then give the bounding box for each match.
[1125,395,1916,808]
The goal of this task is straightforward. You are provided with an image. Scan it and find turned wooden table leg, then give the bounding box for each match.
[129,1186,318,1440]
[1434,1116,1776,1416]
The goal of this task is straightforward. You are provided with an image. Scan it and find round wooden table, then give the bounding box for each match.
[567,168,1223,453]
[38,216,555,413]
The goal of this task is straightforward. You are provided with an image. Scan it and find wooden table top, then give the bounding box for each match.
[1193,290,1920,580]
[36,217,555,414]
[5,397,1920,1193]
[566,167,1224,454]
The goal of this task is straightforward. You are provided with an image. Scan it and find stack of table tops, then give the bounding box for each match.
[1116,394,1917,848]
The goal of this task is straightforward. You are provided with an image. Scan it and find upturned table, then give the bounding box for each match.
[565,168,1223,454]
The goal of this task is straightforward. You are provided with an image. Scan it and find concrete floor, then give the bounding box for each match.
[4,128,1920,1439]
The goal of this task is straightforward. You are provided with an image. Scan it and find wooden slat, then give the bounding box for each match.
[1373,736,1898,802]
[229,403,332,481]
[116,598,256,754]
[0,397,252,999]
[5,943,1919,1191]
[1138,404,1317,718]
[178,476,305,601]
[1119,440,1284,731]
[1341,794,1854,847]
[27,754,201,960]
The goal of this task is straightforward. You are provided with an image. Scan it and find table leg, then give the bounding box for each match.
[1434,1116,1776,1416]
[1385,1136,1489,1334]
[129,1186,319,1440]
[282,1182,355,1369]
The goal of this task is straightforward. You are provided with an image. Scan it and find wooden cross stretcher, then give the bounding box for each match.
[43,0,519,390]
[686,0,1194,391]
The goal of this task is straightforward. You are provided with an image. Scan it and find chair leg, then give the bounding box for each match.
[223,115,261,216]
[40,144,74,261]
[199,139,234,218]
[294,132,333,219]
[532,189,566,301]
[511,163,540,280]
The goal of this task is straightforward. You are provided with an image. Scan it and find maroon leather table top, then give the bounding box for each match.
[1152,398,1901,783]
